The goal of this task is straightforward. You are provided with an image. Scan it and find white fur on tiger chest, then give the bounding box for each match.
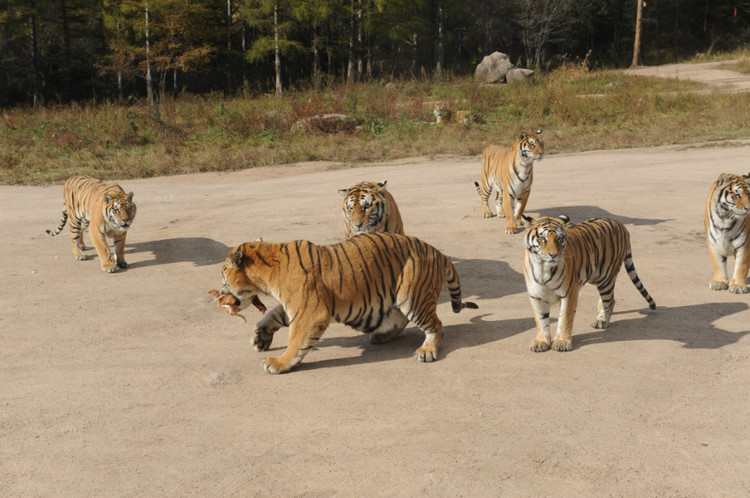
[524,258,563,304]
[708,219,747,257]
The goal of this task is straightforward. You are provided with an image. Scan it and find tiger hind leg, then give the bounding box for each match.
[474,181,496,218]
[369,308,409,344]
[592,296,615,329]
[401,304,443,362]
[69,219,89,261]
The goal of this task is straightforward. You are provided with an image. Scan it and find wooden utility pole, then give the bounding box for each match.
[631,0,643,68]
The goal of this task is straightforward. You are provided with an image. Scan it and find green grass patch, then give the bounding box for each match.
[2,60,750,185]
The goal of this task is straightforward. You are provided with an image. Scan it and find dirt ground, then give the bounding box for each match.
[2,63,750,497]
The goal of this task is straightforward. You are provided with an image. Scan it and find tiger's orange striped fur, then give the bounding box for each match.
[338,180,404,239]
[474,130,543,234]
[522,215,655,352]
[704,173,750,293]
[218,232,478,374]
[46,176,136,273]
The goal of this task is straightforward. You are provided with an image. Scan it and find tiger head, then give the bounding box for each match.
[339,181,389,236]
[715,173,750,216]
[105,191,136,232]
[517,129,544,162]
[220,242,269,314]
[522,214,570,263]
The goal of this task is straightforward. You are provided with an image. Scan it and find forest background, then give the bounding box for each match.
[2,0,749,107]
[3,0,750,185]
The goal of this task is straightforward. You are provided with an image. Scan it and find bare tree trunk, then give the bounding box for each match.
[631,0,643,68]
[435,0,443,79]
[411,33,418,78]
[145,1,154,105]
[30,10,42,108]
[312,23,321,91]
[116,21,124,105]
[347,0,355,85]
[274,0,282,96]
[241,23,247,89]
[226,0,232,93]
[60,0,71,101]
[356,0,363,81]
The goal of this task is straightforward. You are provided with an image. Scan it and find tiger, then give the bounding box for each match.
[216,232,478,374]
[46,175,136,273]
[522,215,655,352]
[338,180,405,239]
[704,173,750,293]
[474,129,544,234]
[432,103,451,124]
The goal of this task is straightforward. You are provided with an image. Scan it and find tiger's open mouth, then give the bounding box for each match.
[250,296,267,313]
[235,294,267,314]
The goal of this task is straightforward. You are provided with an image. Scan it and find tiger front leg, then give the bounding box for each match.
[261,311,329,374]
[707,245,729,290]
[252,304,288,352]
[113,232,129,269]
[528,296,552,352]
[729,247,750,294]
[90,228,117,272]
[513,190,531,231]
[502,190,520,234]
[551,291,579,352]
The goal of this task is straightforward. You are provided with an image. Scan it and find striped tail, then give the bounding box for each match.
[46,208,68,236]
[624,250,656,310]
[445,259,479,313]
[473,181,482,196]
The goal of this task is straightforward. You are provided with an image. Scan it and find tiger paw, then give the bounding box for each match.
[414,346,439,362]
[591,318,610,329]
[729,284,749,294]
[75,254,88,261]
[551,338,573,352]
[709,280,728,290]
[483,213,495,219]
[261,357,290,374]
[116,260,128,269]
[101,261,118,273]
[251,328,273,352]
[529,339,551,352]
[505,225,520,234]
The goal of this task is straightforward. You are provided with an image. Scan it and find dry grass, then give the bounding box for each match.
[2,61,750,185]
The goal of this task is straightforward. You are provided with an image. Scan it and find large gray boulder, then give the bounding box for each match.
[506,68,535,84]
[474,52,513,83]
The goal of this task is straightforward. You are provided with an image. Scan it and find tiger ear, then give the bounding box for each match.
[519,132,527,140]
[229,248,244,267]
[536,129,543,135]
[378,180,388,189]
[127,191,134,201]
[105,194,112,204]
[521,214,534,223]
[338,188,349,197]
[558,214,571,225]
[717,173,732,185]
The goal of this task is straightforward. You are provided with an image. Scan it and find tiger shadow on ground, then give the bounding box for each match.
[296,300,749,371]
[440,257,528,303]
[573,301,749,350]
[533,205,671,226]
[126,237,230,268]
[293,313,535,372]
